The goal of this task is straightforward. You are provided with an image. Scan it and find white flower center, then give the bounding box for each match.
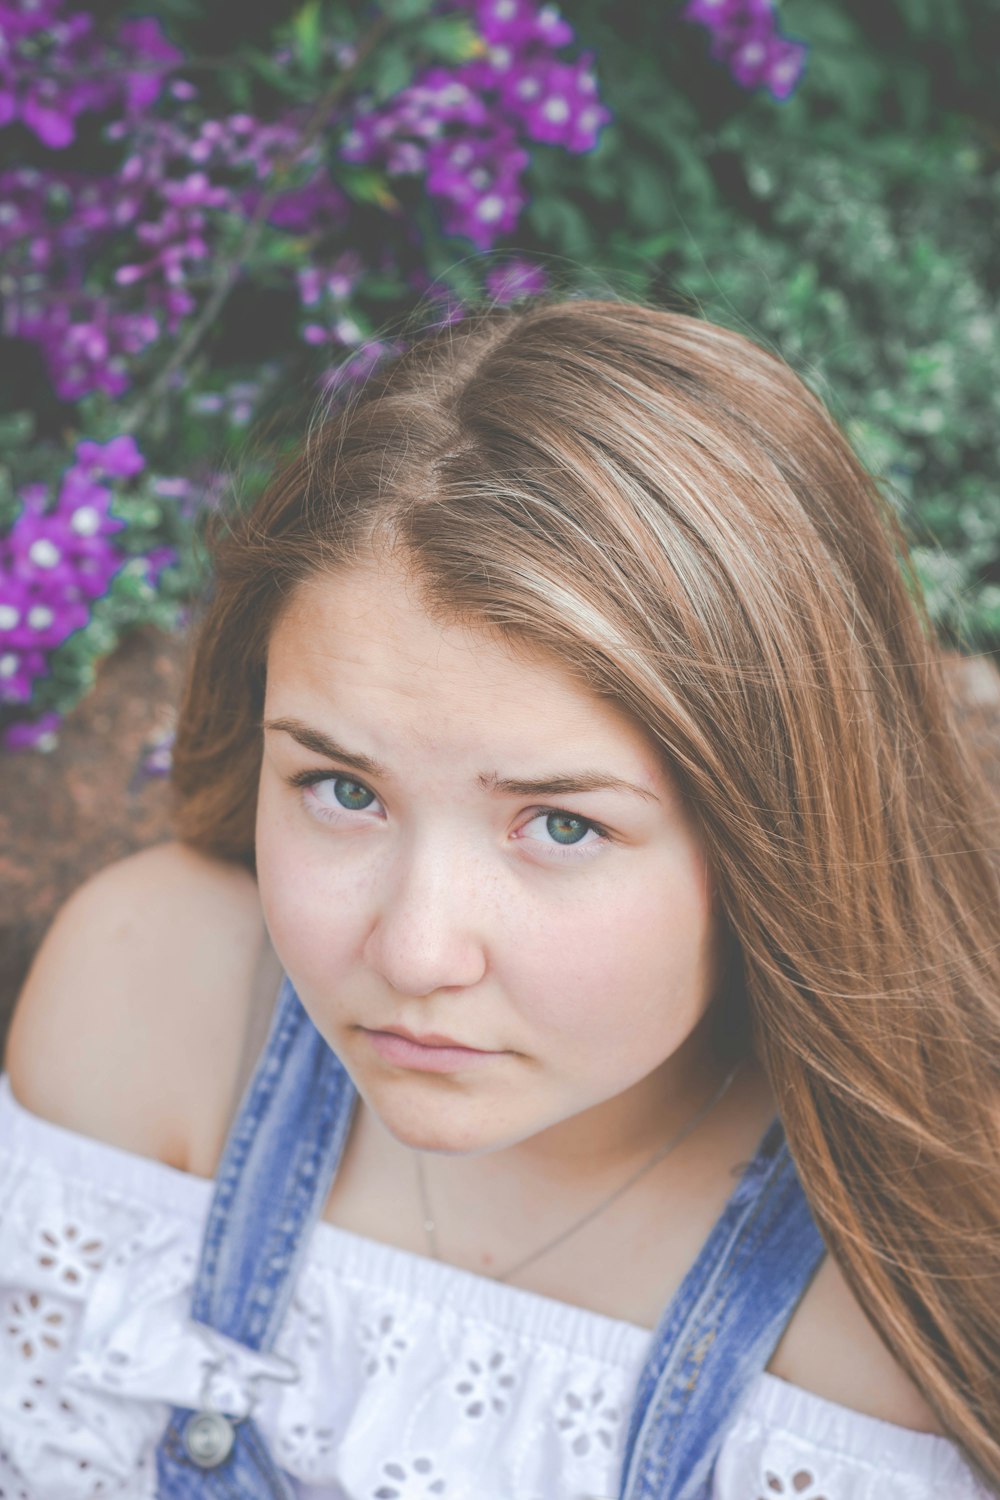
[477,194,505,223]
[28,539,61,568]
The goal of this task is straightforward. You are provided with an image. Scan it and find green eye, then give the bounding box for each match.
[546,812,589,845]
[333,778,376,811]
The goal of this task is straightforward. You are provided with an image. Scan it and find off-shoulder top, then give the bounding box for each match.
[0,1075,990,1500]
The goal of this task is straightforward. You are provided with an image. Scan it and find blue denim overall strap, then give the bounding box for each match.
[155,973,359,1498]
[617,1117,827,1500]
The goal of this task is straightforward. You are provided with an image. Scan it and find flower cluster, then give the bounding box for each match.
[1,0,605,405]
[297,250,366,347]
[341,0,611,250]
[682,0,807,101]
[0,436,176,723]
[0,1,181,147]
[0,100,348,401]
[0,165,157,399]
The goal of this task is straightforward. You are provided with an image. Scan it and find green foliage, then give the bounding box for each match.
[509,0,1000,649]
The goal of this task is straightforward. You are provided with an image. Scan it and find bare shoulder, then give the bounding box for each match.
[4,839,281,1175]
[768,1250,946,1435]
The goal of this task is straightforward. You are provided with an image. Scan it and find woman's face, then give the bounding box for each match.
[256,557,728,1165]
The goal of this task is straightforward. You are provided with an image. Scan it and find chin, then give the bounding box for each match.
[366,1089,520,1159]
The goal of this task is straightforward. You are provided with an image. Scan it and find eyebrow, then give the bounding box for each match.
[261,716,659,802]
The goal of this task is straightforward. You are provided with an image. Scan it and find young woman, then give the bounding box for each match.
[3,296,998,1500]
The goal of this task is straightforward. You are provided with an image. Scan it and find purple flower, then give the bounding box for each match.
[1,710,63,753]
[74,434,145,479]
[339,0,610,250]
[761,36,809,100]
[135,725,175,779]
[320,338,407,396]
[117,17,183,113]
[499,53,607,150]
[0,435,144,693]
[21,87,77,149]
[424,128,530,248]
[682,0,808,100]
[0,3,181,149]
[0,566,91,651]
[264,174,347,231]
[485,256,548,302]
[476,0,574,50]
[0,645,49,706]
[11,293,161,402]
[682,0,746,26]
[295,250,361,306]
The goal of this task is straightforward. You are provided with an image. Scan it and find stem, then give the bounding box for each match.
[121,11,391,436]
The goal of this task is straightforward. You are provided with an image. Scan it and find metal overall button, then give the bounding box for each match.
[182,1409,236,1468]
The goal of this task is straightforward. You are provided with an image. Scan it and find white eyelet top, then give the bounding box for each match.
[0,1075,991,1500]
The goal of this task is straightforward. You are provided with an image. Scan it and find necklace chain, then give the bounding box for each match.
[413,1058,746,1285]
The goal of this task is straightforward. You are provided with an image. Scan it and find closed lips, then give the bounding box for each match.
[374,1027,493,1051]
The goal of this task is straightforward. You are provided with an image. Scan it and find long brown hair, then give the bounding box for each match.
[169,297,1000,1487]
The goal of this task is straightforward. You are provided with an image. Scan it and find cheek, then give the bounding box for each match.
[505,848,719,1062]
[254,781,367,982]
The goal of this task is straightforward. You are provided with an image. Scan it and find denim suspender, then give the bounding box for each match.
[618,1120,826,1499]
[154,975,826,1499]
[156,976,358,1498]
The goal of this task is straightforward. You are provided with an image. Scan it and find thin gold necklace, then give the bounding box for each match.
[413,1058,746,1284]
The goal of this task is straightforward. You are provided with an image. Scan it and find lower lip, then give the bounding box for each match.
[362,1029,504,1073]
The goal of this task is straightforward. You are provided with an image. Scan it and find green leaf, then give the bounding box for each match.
[618,154,675,233]
[359,271,409,300]
[525,195,595,261]
[226,69,253,111]
[894,61,930,131]
[335,164,399,210]
[291,0,323,77]
[110,498,162,529]
[377,0,437,19]
[631,228,683,260]
[252,233,313,266]
[368,38,420,102]
[0,411,35,449]
[417,15,482,64]
[246,48,310,98]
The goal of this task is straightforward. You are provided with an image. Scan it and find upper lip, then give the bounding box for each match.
[368,1024,495,1052]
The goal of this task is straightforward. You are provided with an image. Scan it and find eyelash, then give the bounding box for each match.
[283,769,613,862]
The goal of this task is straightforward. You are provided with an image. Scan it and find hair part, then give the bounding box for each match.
[169,296,1000,1487]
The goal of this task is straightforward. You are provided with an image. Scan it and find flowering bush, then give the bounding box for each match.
[1,0,623,750]
[2,0,996,760]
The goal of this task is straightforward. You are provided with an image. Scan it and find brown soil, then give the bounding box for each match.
[1,634,998,1057]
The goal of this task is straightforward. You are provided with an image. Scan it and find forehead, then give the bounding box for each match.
[264,562,665,780]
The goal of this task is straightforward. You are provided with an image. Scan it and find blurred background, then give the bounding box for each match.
[2,0,999,1041]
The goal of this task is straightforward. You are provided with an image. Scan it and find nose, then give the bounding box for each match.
[361,835,489,996]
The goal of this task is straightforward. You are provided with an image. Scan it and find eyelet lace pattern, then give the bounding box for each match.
[0,1076,991,1500]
